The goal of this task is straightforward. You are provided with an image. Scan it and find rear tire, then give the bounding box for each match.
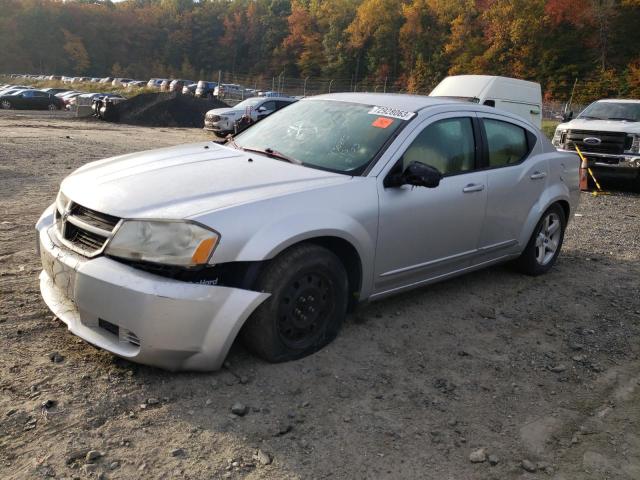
[241,244,348,363]
[514,204,566,276]
[48,103,58,111]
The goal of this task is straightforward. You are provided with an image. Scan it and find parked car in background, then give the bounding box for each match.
[0,86,29,96]
[430,75,543,129]
[169,79,195,93]
[99,77,114,84]
[160,79,173,91]
[112,78,134,87]
[204,96,297,136]
[57,91,85,108]
[552,99,640,186]
[127,81,147,89]
[195,81,217,98]
[214,83,243,99]
[0,89,64,110]
[37,93,579,371]
[181,83,197,95]
[147,78,167,89]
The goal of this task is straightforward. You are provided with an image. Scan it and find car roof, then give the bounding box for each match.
[309,92,460,113]
[593,99,640,104]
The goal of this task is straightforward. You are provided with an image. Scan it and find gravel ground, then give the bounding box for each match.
[1,110,639,480]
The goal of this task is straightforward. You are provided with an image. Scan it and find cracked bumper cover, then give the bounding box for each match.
[36,206,269,371]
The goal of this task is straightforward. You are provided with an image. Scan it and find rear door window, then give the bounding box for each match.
[482,118,530,167]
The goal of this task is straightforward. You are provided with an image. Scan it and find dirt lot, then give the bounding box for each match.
[1,110,639,480]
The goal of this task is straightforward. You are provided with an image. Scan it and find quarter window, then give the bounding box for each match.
[402,117,475,175]
[483,119,529,167]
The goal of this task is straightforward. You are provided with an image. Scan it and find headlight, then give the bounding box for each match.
[624,134,640,154]
[551,128,566,148]
[105,220,220,267]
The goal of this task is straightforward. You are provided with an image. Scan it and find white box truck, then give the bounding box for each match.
[429,75,543,128]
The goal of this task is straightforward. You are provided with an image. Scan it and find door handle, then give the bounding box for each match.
[462,183,485,193]
[530,171,547,180]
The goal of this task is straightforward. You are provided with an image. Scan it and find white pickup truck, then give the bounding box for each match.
[552,100,640,186]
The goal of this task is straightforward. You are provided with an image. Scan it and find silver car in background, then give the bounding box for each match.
[36,93,580,371]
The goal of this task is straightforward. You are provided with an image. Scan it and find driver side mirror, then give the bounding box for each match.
[385,161,442,189]
[257,106,266,112]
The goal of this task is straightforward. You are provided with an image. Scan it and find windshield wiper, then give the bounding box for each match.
[240,146,302,165]
[225,135,240,149]
[578,115,603,120]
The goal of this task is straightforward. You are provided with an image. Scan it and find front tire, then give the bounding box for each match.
[1,100,12,109]
[241,244,348,363]
[515,204,566,276]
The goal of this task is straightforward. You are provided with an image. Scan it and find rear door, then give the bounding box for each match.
[474,113,547,263]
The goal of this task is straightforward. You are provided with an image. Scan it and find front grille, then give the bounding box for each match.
[564,130,628,155]
[56,200,120,257]
[206,114,220,122]
[70,204,119,231]
[64,222,105,251]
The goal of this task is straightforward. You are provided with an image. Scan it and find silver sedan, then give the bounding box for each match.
[36,93,580,370]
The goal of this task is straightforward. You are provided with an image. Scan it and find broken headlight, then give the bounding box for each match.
[105,220,220,267]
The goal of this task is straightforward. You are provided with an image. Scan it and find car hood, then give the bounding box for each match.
[206,107,241,117]
[60,142,350,220]
[558,118,640,134]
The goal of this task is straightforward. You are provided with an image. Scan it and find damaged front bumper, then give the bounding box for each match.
[36,205,269,371]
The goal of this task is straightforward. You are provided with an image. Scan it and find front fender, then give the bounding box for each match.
[237,210,376,298]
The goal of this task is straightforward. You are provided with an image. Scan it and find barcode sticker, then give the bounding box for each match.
[368,106,415,120]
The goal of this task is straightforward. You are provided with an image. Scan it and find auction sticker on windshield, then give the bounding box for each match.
[371,117,394,129]
[368,106,415,121]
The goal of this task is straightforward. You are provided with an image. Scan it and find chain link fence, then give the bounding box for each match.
[212,71,582,121]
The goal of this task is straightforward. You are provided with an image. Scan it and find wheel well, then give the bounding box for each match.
[301,236,363,312]
[555,200,570,221]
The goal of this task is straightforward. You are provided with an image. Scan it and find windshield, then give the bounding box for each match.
[234,98,263,109]
[578,101,640,121]
[234,99,411,174]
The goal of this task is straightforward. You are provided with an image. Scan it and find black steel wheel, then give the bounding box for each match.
[241,243,348,363]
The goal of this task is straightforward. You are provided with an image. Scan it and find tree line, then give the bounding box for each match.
[1,0,640,103]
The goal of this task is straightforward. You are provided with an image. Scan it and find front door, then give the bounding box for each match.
[374,113,488,295]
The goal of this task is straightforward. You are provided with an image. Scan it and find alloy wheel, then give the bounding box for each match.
[1,100,11,109]
[535,212,561,265]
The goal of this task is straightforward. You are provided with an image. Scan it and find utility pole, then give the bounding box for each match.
[303,77,309,97]
[328,79,334,93]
